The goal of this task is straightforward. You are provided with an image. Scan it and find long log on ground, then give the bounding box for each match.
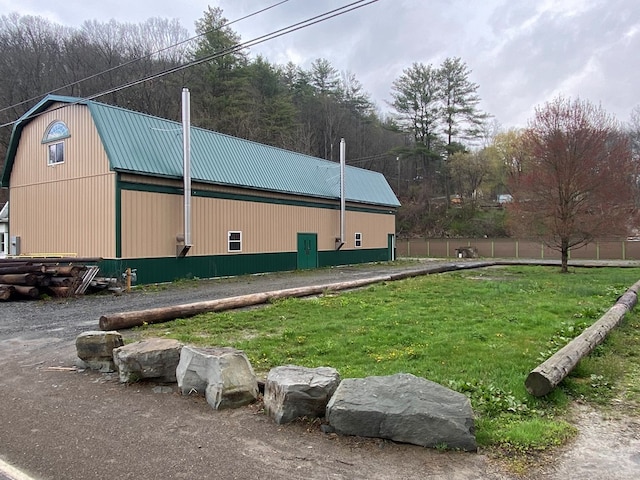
[525,279,640,397]
[0,265,47,275]
[47,286,72,297]
[48,276,74,287]
[0,257,102,264]
[0,260,33,267]
[44,265,84,277]
[0,285,15,301]
[13,285,40,298]
[99,275,393,331]
[35,275,51,287]
[99,262,508,331]
[0,273,38,286]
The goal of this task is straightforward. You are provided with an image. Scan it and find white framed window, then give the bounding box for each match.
[355,232,362,248]
[228,231,242,252]
[48,142,64,165]
[43,120,69,166]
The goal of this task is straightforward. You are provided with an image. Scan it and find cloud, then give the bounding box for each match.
[1,0,638,128]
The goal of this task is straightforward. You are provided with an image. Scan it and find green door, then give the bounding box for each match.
[297,233,318,269]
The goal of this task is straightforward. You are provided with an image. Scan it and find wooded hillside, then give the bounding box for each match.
[4,7,635,241]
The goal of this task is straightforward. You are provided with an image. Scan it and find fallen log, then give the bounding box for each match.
[35,275,51,287]
[0,265,47,275]
[0,285,15,301]
[48,276,75,287]
[525,279,640,397]
[0,273,38,286]
[13,285,39,298]
[99,275,392,331]
[45,265,84,277]
[47,286,73,297]
[0,257,101,264]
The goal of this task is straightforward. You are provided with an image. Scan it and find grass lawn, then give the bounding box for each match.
[139,265,640,454]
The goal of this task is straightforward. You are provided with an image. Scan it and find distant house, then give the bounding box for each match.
[1,95,400,284]
[0,202,7,257]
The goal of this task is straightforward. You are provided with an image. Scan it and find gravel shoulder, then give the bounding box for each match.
[1,260,639,480]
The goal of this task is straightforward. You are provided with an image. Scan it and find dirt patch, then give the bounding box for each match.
[545,403,640,479]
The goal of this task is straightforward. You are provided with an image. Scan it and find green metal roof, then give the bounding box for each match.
[3,95,400,208]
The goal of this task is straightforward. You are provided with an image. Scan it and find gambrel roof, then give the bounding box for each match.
[2,95,400,208]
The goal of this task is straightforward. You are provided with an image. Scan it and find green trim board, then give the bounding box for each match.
[117,179,396,215]
[98,248,389,285]
[115,174,122,258]
[318,247,390,267]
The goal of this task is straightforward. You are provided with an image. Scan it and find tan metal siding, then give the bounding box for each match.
[8,103,116,257]
[344,211,396,249]
[9,174,115,256]
[120,190,395,258]
[121,190,182,257]
[11,103,112,187]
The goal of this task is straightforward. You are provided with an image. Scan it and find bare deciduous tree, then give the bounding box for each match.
[507,96,635,272]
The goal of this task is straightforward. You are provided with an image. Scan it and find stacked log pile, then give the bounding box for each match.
[0,257,101,301]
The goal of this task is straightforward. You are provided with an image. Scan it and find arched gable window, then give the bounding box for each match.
[42,121,70,166]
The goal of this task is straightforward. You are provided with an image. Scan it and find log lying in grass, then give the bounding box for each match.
[525,279,640,397]
[98,261,508,331]
[99,275,391,331]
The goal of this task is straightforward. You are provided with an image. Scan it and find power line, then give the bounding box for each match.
[1,0,379,130]
[0,0,290,115]
[85,1,379,102]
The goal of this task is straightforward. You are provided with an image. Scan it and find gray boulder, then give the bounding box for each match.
[264,365,340,424]
[75,331,124,372]
[176,345,258,410]
[112,338,182,383]
[326,373,477,451]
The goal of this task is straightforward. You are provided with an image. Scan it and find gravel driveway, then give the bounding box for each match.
[1,260,639,480]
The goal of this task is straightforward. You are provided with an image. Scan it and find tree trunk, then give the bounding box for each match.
[0,265,46,275]
[46,286,72,297]
[0,273,38,285]
[0,285,15,301]
[525,280,640,396]
[99,276,391,331]
[98,262,502,331]
[561,238,569,273]
[45,265,84,277]
[13,285,40,298]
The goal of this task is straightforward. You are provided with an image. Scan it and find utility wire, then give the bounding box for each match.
[1,0,378,129]
[0,0,290,115]
[86,0,378,102]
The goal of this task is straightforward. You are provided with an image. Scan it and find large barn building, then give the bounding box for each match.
[1,95,400,284]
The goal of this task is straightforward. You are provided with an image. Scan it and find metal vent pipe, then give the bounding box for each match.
[178,87,192,257]
[340,138,346,243]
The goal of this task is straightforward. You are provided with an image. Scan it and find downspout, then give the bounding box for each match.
[177,87,192,257]
[335,138,346,250]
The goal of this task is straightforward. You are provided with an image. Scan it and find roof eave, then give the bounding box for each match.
[114,169,400,208]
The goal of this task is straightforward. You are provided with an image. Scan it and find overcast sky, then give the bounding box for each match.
[2,0,639,129]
